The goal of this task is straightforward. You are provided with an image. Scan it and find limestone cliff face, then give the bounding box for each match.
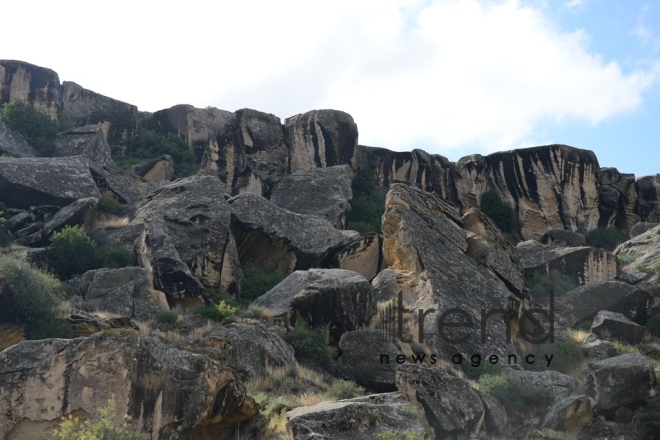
[454,145,601,240]
[635,174,660,223]
[598,168,640,230]
[0,60,61,118]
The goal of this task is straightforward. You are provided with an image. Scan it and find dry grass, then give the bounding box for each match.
[248,304,278,324]
[93,215,130,230]
[569,329,590,344]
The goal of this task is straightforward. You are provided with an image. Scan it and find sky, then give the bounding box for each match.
[3,0,659,176]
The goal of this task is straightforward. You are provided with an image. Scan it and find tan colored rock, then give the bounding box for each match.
[0,326,25,352]
[540,395,593,433]
[599,168,640,230]
[591,310,647,345]
[333,232,383,281]
[615,224,660,288]
[132,155,174,182]
[636,174,660,223]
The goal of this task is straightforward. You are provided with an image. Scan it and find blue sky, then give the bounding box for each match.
[3,0,659,177]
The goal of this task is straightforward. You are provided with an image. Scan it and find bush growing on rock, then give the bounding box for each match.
[56,396,144,440]
[647,316,660,338]
[634,396,660,439]
[586,227,630,251]
[95,245,137,269]
[347,168,385,235]
[120,130,197,179]
[0,213,13,247]
[98,194,126,216]
[325,379,365,400]
[527,270,577,299]
[1,101,72,155]
[478,370,553,413]
[524,340,585,375]
[479,191,520,234]
[242,263,286,301]
[195,300,237,322]
[283,320,332,367]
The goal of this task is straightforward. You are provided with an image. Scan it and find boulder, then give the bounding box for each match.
[88,160,142,205]
[285,109,358,172]
[509,369,579,402]
[586,352,657,413]
[229,193,358,274]
[591,310,647,345]
[581,340,616,360]
[396,364,500,439]
[53,124,112,164]
[462,207,525,294]
[130,175,242,300]
[337,329,401,391]
[42,197,98,239]
[4,211,34,232]
[66,312,137,337]
[630,222,659,237]
[0,331,258,440]
[270,165,353,229]
[252,269,375,342]
[556,280,651,327]
[0,156,100,209]
[540,395,593,433]
[615,224,660,287]
[77,267,168,321]
[516,240,619,286]
[635,174,660,223]
[286,392,426,440]
[333,232,384,282]
[540,229,587,247]
[0,121,35,157]
[132,155,174,182]
[598,168,640,231]
[370,268,400,303]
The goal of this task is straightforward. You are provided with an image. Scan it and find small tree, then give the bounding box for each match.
[56,396,144,440]
[346,169,384,235]
[47,225,97,278]
[479,191,520,234]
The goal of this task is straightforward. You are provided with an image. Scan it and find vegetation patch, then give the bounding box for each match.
[585,227,629,251]
[634,396,660,440]
[478,370,554,414]
[527,270,577,299]
[324,379,364,400]
[119,130,197,179]
[647,316,660,338]
[56,396,144,440]
[1,101,73,155]
[98,194,126,216]
[347,168,385,235]
[195,300,237,322]
[524,340,585,375]
[242,263,286,302]
[283,320,332,367]
[479,191,520,235]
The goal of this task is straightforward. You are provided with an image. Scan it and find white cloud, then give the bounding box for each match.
[2,0,657,156]
[565,0,584,10]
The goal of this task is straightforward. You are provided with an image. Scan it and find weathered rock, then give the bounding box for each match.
[630,222,659,237]
[229,193,358,273]
[0,331,258,439]
[396,364,493,439]
[333,232,383,282]
[598,168,640,231]
[380,184,515,362]
[356,146,457,204]
[42,197,97,238]
[0,121,35,157]
[285,109,358,172]
[53,124,112,164]
[509,369,579,401]
[337,329,401,391]
[130,175,242,300]
[77,267,168,321]
[0,156,100,209]
[270,165,353,229]
[286,392,426,440]
[453,145,601,240]
[0,60,61,118]
[133,155,174,182]
[4,212,34,232]
[516,240,619,286]
[581,340,616,360]
[591,310,647,345]
[636,174,660,223]
[540,395,593,433]
[67,312,137,337]
[615,224,660,287]
[462,207,525,294]
[88,160,142,205]
[0,325,25,352]
[540,229,587,247]
[370,268,400,303]
[586,352,657,413]
[252,269,375,342]
[556,280,651,327]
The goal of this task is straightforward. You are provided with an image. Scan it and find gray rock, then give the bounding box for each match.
[229,193,358,273]
[53,124,112,164]
[0,156,100,209]
[270,165,353,229]
[615,224,660,289]
[540,395,593,433]
[42,197,97,239]
[556,280,651,327]
[630,222,659,237]
[586,352,657,413]
[252,269,375,342]
[4,212,34,232]
[0,60,61,118]
[67,311,137,337]
[370,268,400,303]
[540,229,587,247]
[591,310,647,345]
[132,155,174,182]
[333,232,383,282]
[635,174,660,223]
[509,369,579,401]
[582,340,616,360]
[88,160,142,204]
[598,168,640,231]
[286,392,426,440]
[0,121,35,157]
[337,329,401,391]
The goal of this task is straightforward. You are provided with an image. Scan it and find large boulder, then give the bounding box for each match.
[591,310,647,345]
[333,232,384,282]
[286,392,426,440]
[516,240,619,286]
[0,121,35,157]
[630,222,659,238]
[509,369,579,402]
[132,155,174,182]
[0,331,258,439]
[556,280,651,327]
[337,329,401,391]
[252,269,375,342]
[540,395,594,433]
[586,352,657,414]
[598,168,640,231]
[540,229,586,247]
[0,60,61,118]
[53,124,112,164]
[42,197,98,239]
[615,224,660,287]
[635,174,660,223]
[229,193,358,274]
[0,156,100,209]
[270,165,353,229]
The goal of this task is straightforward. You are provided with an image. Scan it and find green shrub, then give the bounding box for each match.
[242,263,286,301]
[634,396,660,439]
[283,320,331,367]
[478,371,554,413]
[46,225,98,278]
[480,191,519,234]
[647,316,660,338]
[396,404,419,419]
[612,340,637,354]
[119,130,197,179]
[347,169,384,235]
[325,379,365,400]
[155,311,178,324]
[527,271,577,299]
[98,194,126,216]
[1,101,72,156]
[0,254,70,339]
[524,340,585,375]
[653,262,660,277]
[195,300,237,322]
[0,213,12,247]
[56,396,144,440]
[96,245,136,269]
[470,359,504,379]
[586,227,629,251]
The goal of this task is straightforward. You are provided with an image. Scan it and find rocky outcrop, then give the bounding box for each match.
[599,168,640,230]
[131,175,241,301]
[337,329,401,391]
[0,122,35,157]
[42,197,98,238]
[0,60,61,118]
[333,232,384,282]
[509,369,579,402]
[0,331,258,440]
[540,229,586,247]
[53,124,113,164]
[591,310,647,345]
[582,339,616,360]
[286,392,426,440]
[270,165,353,229]
[229,193,358,273]
[586,352,657,414]
[67,312,137,337]
[88,160,142,205]
[516,240,619,286]
[631,222,658,237]
[454,145,601,240]
[0,325,25,352]
[0,156,100,209]
[252,269,375,342]
[556,280,651,327]
[540,395,593,433]
[636,174,660,223]
[133,155,174,182]
[615,224,660,286]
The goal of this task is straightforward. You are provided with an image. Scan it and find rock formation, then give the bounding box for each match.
[333,232,384,281]
[591,310,647,345]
